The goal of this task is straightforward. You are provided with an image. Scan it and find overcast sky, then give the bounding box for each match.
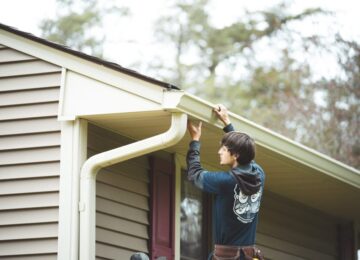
[1,0,359,76]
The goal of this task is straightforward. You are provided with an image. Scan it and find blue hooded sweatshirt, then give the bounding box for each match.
[186,124,265,252]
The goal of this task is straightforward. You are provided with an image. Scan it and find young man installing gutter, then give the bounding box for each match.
[186,104,265,260]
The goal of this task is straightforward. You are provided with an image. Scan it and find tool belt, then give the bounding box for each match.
[212,244,265,260]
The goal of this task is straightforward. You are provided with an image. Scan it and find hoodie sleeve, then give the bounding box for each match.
[223,123,235,133]
[186,141,203,189]
[186,141,234,194]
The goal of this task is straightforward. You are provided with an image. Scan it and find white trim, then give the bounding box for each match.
[57,68,67,121]
[174,154,182,260]
[58,119,87,260]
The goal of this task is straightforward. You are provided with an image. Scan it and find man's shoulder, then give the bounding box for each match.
[252,161,265,177]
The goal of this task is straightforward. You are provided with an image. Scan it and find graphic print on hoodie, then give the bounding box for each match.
[229,165,263,224]
[233,184,262,223]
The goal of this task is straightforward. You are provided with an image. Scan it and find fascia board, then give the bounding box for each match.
[0,29,163,104]
[176,92,360,189]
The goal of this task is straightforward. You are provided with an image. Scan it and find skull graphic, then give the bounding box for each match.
[233,184,262,223]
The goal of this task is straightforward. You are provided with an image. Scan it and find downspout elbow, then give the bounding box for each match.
[79,112,187,260]
[80,112,187,180]
[160,112,188,147]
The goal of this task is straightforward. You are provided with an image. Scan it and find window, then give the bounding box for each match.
[180,171,211,260]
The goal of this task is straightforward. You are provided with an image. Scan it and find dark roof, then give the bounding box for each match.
[0,23,179,90]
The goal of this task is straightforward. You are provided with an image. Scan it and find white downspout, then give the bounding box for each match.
[79,112,187,260]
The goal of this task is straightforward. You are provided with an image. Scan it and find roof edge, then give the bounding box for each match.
[0,23,179,90]
[176,92,360,188]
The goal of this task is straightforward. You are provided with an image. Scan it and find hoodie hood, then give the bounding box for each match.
[230,163,262,195]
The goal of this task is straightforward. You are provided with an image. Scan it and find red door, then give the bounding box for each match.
[150,157,175,260]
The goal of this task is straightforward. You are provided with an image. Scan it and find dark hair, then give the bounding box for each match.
[221,131,255,165]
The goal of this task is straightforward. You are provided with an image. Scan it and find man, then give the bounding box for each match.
[186,104,265,260]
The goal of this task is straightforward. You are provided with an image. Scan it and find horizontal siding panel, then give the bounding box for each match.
[0,177,59,195]
[108,163,149,183]
[0,117,60,136]
[258,208,336,255]
[96,182,148,210]
[0,60,61,78]
[0,223,57,241]
[96,212,148,239]
[91,124,151,259]
[88,128,150,166]
[0,208,58,225]
[0,147,60,165]
[102,158,149,183]
[0,162,60,180]
[0,192,59,210]
[262,193,337,230]
[96,197,148,225]
[88,126,130,150]
[0,239,58,256]
[0,88,59,107]
[0,132,60,151]
[89,150,149,183]
[256,232,336,260]
[0,49,35,63]
[260,194,337,255]
[0,254,57,260]
[89,123,132,144]
[97,169,148,196]
[0,102,58,121]
[0,73,61,92]
[96,242,139,260]
[96,227,148,253]
[89,143,149,169]
[256,245,305,260]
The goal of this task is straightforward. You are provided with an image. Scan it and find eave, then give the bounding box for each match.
[1,22,359,222]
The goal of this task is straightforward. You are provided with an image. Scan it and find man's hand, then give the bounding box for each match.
[213,104,231,126]
[187,121,202,141]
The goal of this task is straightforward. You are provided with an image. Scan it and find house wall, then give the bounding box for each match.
[0,45,62,258]
[257,191,339,260]
[88,124,152,260]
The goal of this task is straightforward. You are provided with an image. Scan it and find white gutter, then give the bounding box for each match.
[79,112,187,260]
[174,92,360,188]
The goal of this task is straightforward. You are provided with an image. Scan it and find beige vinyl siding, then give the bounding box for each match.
[88,124,150,260]
[257,192,338,260]
[0,45,61,258]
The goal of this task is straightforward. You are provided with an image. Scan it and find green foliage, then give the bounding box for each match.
[152,0,359,168]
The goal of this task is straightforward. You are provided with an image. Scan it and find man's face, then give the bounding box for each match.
[218,145,237,167]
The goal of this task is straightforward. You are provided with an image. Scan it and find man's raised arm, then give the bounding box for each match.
[213,104,235,133]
